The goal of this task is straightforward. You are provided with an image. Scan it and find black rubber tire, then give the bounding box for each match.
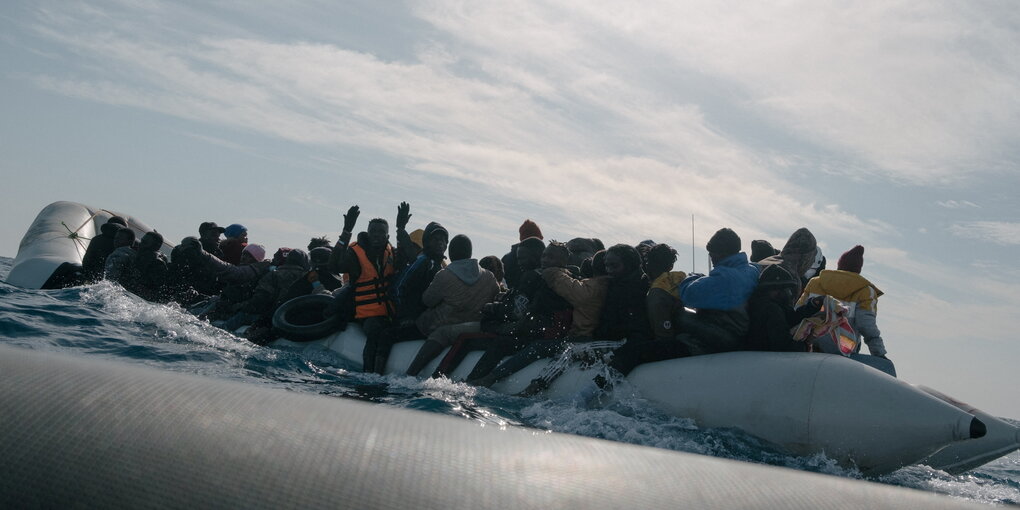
[272,294,343,342]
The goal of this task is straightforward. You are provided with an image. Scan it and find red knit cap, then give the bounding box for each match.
[519,219,543,241]
[837,245,864,273]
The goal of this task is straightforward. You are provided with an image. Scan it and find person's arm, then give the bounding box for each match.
[393,202,415,271]
[329,205,360,275]
[855,309,887,357]
[541,267,599,306]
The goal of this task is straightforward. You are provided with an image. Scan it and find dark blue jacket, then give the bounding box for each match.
[679,252,759,310]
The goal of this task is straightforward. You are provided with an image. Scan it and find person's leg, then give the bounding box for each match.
[432,333,496,378]
[373,324,423,374]
[465,336,528,383]
[407,322,481,376]
[477,339,564,387]
[361,317,388,373]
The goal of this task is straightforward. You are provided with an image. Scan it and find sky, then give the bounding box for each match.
[1,1,1018,418]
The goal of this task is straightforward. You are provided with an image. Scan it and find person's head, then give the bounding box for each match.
[199,222,225,244]
[566,237,598,267]
[422,222,449,259]
[106,216,127,228]
[271,247,291,267]
[100,221,124,237]
[309,246,332,267]
[139,231,163,252]
[307,236,331,251]
[479,255,504,282]
[604,244,641,279]
[750,239,779,263]
[448,234,472,261]
[285,248,310,271]
[516,236,546,271]
[365,218,390,251]
[113,228,135,248]
[591,250,608,277]
[645,243,678,280]
[224,224,248,243]
[706,228,741,264]
[541,241,570,269]
[837,245,864,274]
[241,244,266,265]
[518,219,543,242]
[757,264,798,305]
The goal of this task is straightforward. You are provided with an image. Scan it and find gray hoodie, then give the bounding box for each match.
[416,259,499,335]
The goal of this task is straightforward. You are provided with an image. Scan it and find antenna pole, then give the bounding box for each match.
[691,214,695,273]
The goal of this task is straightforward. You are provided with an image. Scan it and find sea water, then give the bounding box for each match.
[1,256,1016,505]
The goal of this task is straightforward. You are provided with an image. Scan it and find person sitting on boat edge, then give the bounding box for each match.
[460,237,571,384]
[644,243,686,343]
[219,223,248,265]
[370,217,449,374]
[216,248,308,336]
[193,243,271,321]
[327,203,416,373]
[405,234,500,376]
[673,227,758,355]
[757,228,824,297]
[199,222,227,262]
[81,216,128,282]
[795,245,888,358]
[104,228,137,285]
[278,246,343,305]
[501,219,543,291]
[746,264,822,352]
[511,246,617,397]
[466,241,584,389]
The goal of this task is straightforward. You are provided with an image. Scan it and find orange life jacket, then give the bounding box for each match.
[351,242,395,319]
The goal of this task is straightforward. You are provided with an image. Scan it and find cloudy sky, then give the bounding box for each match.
[2,1,1018,417]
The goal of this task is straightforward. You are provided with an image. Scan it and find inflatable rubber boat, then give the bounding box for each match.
[8,201,1019,477]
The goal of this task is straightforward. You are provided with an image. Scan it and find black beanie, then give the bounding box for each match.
[449,234,472,261]
[750,239,779,263]
[706,228,741,257]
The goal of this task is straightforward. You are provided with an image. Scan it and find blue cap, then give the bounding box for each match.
[224,224,247,238]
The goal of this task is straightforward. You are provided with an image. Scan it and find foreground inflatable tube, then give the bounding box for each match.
[280,325,984,477]
[7,201,164,289]
[0,345,989,509]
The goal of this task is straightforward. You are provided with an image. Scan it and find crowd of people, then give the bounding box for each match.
[75,202,888,398]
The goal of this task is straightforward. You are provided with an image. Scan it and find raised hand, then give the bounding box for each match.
[342,205,360,233]
[396,201,411,230]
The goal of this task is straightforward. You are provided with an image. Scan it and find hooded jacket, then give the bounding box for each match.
[392,222,447,324]
[415,258,500,335]
[796,269,886,356]
[757,228,821,296]
[542,267,609,338]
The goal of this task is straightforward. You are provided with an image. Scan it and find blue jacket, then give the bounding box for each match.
[679,252,759,310]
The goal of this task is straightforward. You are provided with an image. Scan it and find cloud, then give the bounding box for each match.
[24,1,900,252]
[936,200,979,209]
[948,221,1020,246]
